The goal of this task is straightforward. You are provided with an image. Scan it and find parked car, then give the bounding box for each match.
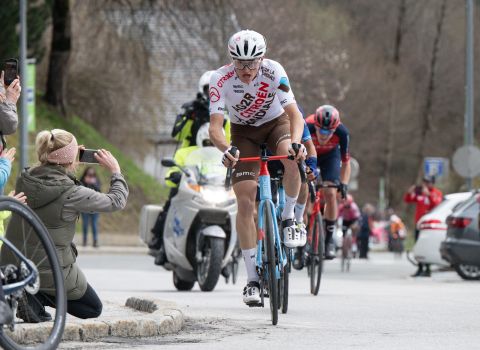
[413,192,471,267]
[440,192,480,280]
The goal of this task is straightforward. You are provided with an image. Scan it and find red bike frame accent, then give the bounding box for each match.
[307,190,323,254]
[237,155,291,176]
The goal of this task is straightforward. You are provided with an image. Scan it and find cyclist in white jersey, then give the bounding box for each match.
[209,30,306,306]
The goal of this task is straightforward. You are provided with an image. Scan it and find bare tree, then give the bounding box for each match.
[45,0,71,116]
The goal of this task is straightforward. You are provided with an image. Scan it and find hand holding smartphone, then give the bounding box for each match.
[3,59,18,86]
[79,149,100,164]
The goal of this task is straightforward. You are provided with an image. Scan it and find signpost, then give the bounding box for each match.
[26,59,36,132]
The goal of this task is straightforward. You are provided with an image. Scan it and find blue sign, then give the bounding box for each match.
[424,157,449,180]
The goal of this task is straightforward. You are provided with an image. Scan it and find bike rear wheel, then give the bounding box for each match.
[310,213,324,296]
[263,202,278,325]
[0,197,66,350]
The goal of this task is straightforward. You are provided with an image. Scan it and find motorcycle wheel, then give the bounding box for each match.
[173,272,195,291]
[196,237,224,291]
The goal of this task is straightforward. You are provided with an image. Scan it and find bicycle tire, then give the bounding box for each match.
[280,248,289,314]
[0,197,66,350]
[263,201,278,325]
[310,213,324,296]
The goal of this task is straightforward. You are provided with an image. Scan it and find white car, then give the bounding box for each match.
[413,192,472,266]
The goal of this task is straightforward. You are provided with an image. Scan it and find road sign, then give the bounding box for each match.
[452,145,480,178]
[424,157,449,180]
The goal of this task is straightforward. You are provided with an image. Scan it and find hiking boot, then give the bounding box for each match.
[16,292,52,323]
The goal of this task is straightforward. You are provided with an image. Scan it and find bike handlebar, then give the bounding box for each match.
[307,181,341,203]
[224,148,307,189]
[225,146,238,191]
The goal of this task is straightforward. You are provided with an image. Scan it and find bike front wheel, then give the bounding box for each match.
[280,248,289,314]
[310,213,324,296]
[263,201,278,325]
[0,197,66,350]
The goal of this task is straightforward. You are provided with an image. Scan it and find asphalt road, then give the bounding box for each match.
[60,252,480,350]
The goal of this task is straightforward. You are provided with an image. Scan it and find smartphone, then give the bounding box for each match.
[79,149,99,164]
[4,58,18,86]
[415,185,422,195]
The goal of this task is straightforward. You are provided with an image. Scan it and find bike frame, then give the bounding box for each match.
[307,182,339,254]
[237,153,288,275]
[0,236,38,295]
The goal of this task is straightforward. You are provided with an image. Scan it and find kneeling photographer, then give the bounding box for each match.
[0,128,129,322]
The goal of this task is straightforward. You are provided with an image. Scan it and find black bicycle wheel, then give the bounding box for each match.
[280,248,289,314]
[263,201,278,325]
[310,213,324,296]
[0,197,66,350]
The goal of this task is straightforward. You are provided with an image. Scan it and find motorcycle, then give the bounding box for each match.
[141,147,238,292]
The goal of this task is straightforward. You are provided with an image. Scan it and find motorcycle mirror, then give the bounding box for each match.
[161,158,176,167]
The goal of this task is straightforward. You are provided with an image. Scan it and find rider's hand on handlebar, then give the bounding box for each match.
[289,143,307,161]
[222,146,239,168]
[306,167,318,181]
[338,183,348,200]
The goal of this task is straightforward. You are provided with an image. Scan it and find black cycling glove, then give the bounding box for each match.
[338,183,348,200]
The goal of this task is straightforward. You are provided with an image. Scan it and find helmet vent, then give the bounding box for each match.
[251,45,257,56]
[244,40,249,56]
[235,45,241,57]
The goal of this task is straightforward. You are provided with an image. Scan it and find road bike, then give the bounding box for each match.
[304,181,339,295]
[225,144,305,325]
[0,197,66,350]
[340,224,353,273]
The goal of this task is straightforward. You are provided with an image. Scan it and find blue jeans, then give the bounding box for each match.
[81,213,99,243]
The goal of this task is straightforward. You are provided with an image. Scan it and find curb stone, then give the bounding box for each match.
[9,299,184,345]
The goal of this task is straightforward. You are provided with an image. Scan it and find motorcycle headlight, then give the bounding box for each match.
[200,187,236,207]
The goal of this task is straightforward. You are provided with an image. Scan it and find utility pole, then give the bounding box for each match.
[19,0,28,171]
[465,0,475,189]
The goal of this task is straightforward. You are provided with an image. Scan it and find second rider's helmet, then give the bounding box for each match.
[314,105,341,133]
[228,30,267,60]
[196,123,213,147]
[198,70,214,95]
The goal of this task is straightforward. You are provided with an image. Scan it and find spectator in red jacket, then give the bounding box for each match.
[404,176,443,277]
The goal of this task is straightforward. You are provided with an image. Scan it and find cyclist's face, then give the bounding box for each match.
[233,58,262,84]
[315,128,334,144]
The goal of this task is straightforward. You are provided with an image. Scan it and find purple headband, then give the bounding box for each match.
[47,136,78,165]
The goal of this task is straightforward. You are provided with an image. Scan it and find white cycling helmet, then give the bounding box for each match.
[196,123,211,147]
[228,30,267,60]
[198,70,214,94]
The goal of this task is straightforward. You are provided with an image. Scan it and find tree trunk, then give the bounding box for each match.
[385,0,406,206]
[45,0,71,116]
[415,0,447,178]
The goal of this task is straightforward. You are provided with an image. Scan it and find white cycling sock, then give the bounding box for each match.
[242,248,259,283]
[294,202,306,223]
[282,194,298,221]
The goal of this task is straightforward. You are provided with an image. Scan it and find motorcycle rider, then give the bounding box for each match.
[149,70,230,261]
[172,71,231,149]
[149,123,222,265]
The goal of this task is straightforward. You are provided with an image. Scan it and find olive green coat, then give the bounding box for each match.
[1,166,85,299]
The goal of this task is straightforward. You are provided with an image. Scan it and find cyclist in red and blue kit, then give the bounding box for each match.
[305,105,351,259]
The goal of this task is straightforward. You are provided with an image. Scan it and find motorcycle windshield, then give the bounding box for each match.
[184,147,226,185]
